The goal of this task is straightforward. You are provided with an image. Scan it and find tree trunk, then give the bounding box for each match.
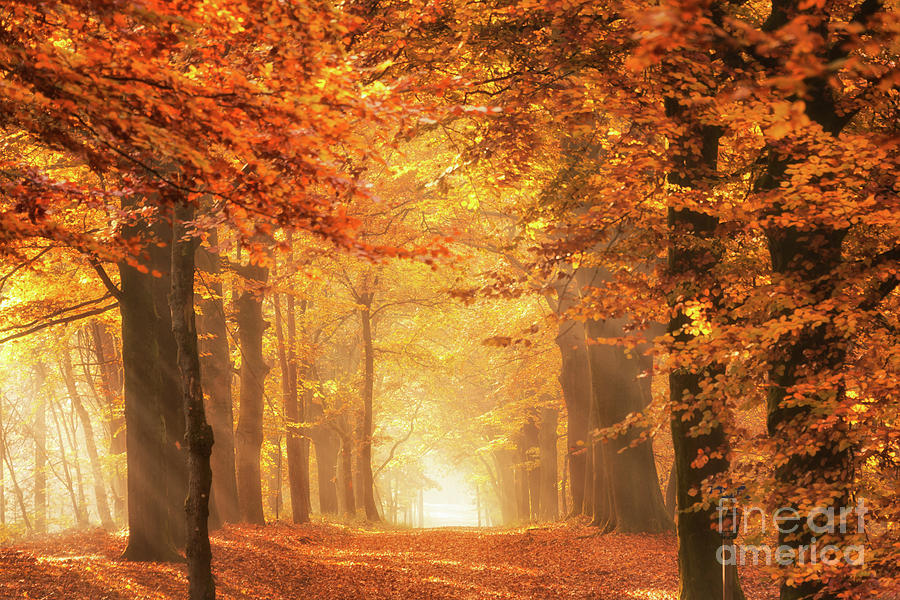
[61,348,114,529]
[539,407,559,521]
[2,429,31,533]
[522,419,541,521]
[357,297,380,521]
[234,261,269,525]
[753,41,863,596]
[555,316,591,517]
[418,488,424,528]
[582,389,595,520]
[150,219,188,548]
[559,452,568,518]
[119,204,180,562]
[592,437,616,531]
[267,437,283,520]
[492,449,517,525]
[766,226,852,600]
[664,98,741,600]
[273,284,310,524]
[196,233,239,528]
[309,409,340,514]
[33,364,47,534]
[49,396,89,527]
[339,428,356,516]
[586,318,672,533]
[88,321,126,523]
[169,203,215,600]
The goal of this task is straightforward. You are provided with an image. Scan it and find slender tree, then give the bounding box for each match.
[169,203,215,600]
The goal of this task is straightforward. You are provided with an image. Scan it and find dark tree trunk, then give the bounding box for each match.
[273,284,310,524]
[664,98,741,600]
[338,427,356,516]
[559,451,567,517]
[119,218,180,561]
[590,433,615,531]
[539,407,559,521]
[267,437,283,520]
[751,20,869,594]
[586,318,672,533]
[522,419,541,521]
[234,261,268,525]
[513,432,532,522]
[150,220,188,548]
[357,296,381,521]
[61,349,114,529]
[492,449,517,525]
[196,234,239,528]
[582,411,594,519]
[766,225,852,600]
[309,407,340,514]
[169,204,215,600]
[555,315,591,517]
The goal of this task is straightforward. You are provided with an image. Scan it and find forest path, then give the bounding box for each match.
[1,522,776,599]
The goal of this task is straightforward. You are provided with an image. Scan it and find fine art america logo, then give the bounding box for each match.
[715,496,867,567]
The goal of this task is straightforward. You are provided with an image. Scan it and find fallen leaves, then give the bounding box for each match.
[1,522,780,599]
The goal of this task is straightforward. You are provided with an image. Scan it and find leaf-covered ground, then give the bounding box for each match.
[1,523,778,599]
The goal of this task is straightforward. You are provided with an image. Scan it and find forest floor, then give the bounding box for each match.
[0,522,779,599]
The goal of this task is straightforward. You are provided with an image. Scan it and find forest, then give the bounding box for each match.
[0,1,898,599]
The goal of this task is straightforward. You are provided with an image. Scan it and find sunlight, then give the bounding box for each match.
[421,469,479,528]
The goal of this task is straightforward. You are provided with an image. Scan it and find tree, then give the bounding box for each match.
[234,257,269,525]
[169,203,215,600]
[196,232,240,527]
[60,345,115,530]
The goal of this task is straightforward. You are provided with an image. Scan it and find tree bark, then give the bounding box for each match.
[492,449,517,525]
[119,202,181,562]
[522,419,541,521]
[751,16,869,594]
[664,98,741,600]
[234,260,269,525]
[539,407,559,521]
[581,412,594,519]
[357,295,381,521]
[554,306,591,517]
[169,204,215,600]
[586,318,672,533]
[150,219,188,548]
[308,402,340,514]
[196,233,239,528]
[273,284,310,523]
[766,225,852,600]
[338,426,356,516]
[316,439,339,515]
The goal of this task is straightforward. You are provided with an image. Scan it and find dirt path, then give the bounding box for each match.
[0,523,777,599]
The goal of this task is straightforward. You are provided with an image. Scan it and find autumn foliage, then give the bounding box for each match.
[1,1,899,600]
